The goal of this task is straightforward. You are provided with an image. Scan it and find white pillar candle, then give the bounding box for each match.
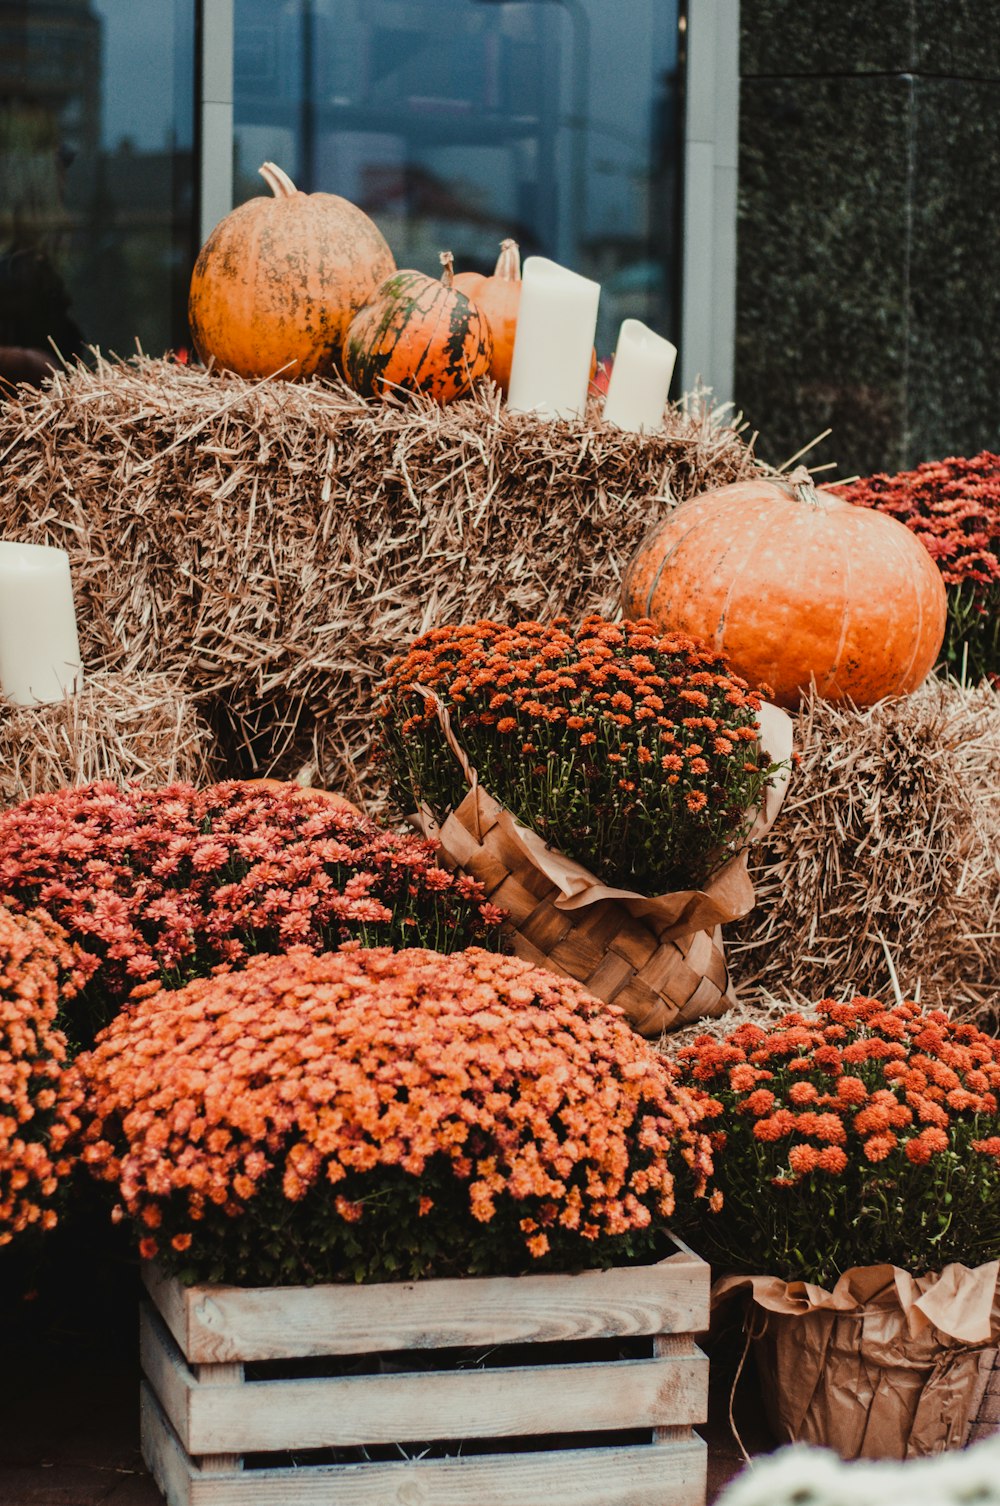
[601,318,677,434]
[506,256,601,421]
[0,542,83,705]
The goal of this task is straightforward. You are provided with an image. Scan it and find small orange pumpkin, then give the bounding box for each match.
[343,251,493,405]
[622,471,948,708]
[453,239,521,395]
[188,162,396,381]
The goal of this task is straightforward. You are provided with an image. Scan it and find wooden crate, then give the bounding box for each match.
[140,1235,710,1506]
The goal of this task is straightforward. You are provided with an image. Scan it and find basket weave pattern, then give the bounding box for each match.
[434,785,734,1037]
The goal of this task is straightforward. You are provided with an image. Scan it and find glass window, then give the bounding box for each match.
[0,0,195,375]
[233,0,682,360]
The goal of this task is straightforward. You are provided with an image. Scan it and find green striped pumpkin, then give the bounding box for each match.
[343,251,493,404]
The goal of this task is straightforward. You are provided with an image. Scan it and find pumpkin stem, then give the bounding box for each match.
[259,161,299,199]
[495,239,521,282]
[782,464,827,509]
[439,250,455,288]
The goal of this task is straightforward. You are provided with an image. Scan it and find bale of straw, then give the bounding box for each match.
[0,671,218,807]
[727,677,1000,1016]
[0,355,760,802]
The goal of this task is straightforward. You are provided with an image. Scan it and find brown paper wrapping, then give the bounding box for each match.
[714,1263,1000,1459]
[410,693,793,1035]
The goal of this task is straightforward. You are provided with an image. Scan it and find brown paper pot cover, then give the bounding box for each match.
[0,355,760,806]
[718,1264,1000,1460]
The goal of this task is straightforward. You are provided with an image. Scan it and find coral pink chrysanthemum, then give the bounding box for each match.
[0,781,505,1045]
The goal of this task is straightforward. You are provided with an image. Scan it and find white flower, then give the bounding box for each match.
[715,1436,1000,1506]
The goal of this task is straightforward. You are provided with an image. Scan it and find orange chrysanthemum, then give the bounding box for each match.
[376,615,782,893]
[0,906,83,1247]
[669,995,1000,1287]
[77,946,716,1285]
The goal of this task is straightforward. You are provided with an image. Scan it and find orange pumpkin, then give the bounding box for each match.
[343,251,493,404]
[622,472,947,708]
[188,162,396,381]
[242,778,362,816]
[453,239,522,395]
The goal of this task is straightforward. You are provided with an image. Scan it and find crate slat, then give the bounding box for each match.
[143,1297,706,1455]
[142,1381,706,1506]
[144,1244,709,1364]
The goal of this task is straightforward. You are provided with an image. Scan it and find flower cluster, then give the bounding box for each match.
[377,615,781,893]
[669,997,1000,1285]
[716,1432,1000,1506]
[0,905,83,1248]
[0,781,505,1047]
[833,453,1000,683]
[75,945,715,1285]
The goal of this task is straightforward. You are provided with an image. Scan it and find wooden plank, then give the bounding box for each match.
[193,1360,244,1474]
[141,1381,199,1506]
[145,1262,193,1359]
[141,1302,195,1454]
[142,1381,706,1506]
[145,1242,709,1363]
[179,1350,707,1456]
[144,1299,706,1456]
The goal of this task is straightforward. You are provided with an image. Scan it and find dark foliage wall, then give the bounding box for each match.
[735,1,1000,478]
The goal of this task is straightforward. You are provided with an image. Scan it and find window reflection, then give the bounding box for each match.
[233,0,681,362]
[0,0,194,379]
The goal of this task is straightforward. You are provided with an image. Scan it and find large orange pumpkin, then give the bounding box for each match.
[453,239,521,395]
[621,472,947,707]
[188,162,395,381]
[343,251,493,404]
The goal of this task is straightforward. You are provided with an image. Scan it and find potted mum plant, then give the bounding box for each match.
[75,944,715,1506]
[0,778,505,1047]
[0,905,82,1255]
[376,613,792,1035]
[669,996,1000,1460]
[834,450,1000,684]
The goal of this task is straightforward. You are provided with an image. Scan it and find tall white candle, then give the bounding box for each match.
[506,256,600,420]
[602,319,677,434]
[0,542,83,705]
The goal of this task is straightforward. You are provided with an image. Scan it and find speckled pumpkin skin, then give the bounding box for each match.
[343,270,493,404]
[188,191,395,381]
[621,478,948,707]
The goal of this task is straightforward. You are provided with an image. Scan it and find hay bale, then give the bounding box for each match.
[0,355,759,800]
[0,671,217,806]
[728,677,1000,1015]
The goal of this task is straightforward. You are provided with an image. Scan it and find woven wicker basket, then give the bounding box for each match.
[412,691,793,1036]
[427,782,737,1035]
